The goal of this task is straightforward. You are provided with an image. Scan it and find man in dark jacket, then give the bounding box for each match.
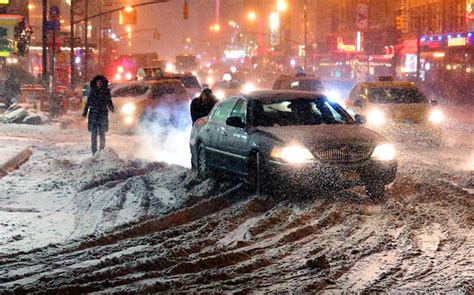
[82,75,114,155]
[190,88,217,124]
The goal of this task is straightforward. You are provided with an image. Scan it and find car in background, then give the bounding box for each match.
[138,67,201,99]
[190,90,397,199]
[110,79,189,130]
[322,78,356,106]
[212,79,257,100]
[346,81,444,142]
[164,73,201,99]
[212,80,243,100]
[273,74,325,93]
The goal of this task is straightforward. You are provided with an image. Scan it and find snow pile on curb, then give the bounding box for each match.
[0,103,51,125]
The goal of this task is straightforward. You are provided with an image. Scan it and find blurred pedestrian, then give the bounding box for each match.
[190,88,217,124]
[4,74,21,106]
[82,75,114,155]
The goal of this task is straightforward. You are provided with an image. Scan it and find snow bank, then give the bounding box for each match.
[0,103,51,125]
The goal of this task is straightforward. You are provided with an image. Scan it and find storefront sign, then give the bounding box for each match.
[448,37,467,46]
[337,38,356,52]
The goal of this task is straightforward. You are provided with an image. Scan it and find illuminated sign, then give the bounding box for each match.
[337,38,356,52]
[448,37,467,46]
[0,0,9,4]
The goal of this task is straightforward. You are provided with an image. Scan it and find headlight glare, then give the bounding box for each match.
[242,82,256,94]
[367,109,386,125]
[124,116,134,125]
[271,145,314,164]
[429,109,444,124]
[371,143,396,161]
[121,103,136,115]
[215,90,226,100]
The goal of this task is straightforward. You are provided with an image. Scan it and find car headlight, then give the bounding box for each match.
[429,109,444,124]
[371,143,396,161]
[121,103,136,115]
[124,116,134,125]
[215,90,226,100]
[367,109,386,125]
[242,82,256,94]
[271,145,314,164]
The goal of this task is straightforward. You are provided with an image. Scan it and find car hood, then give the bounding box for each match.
[256,124,386,147]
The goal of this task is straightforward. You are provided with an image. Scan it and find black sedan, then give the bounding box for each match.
[190,90,397,199]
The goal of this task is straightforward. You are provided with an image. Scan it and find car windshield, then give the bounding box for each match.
[288,79,323,92]
[252,98,353,127]
[178,76,200,88]
[367,87,428,103]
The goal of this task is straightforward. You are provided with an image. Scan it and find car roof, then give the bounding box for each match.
[243,90,326,102]
[112,79,185,89]
[276,75,321,81]
[358,81,417,88]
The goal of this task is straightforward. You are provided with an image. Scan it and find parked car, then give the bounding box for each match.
[110,79,189,130]
[190,90,397,199]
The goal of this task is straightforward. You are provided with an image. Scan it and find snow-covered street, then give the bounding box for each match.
[0,113,472,293]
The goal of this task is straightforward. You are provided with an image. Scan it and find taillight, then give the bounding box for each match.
[196,117,208,126]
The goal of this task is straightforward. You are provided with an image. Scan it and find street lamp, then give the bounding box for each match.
[269,12,280,31]
[209,24,220,32]
[247,11,257,22]
[277,0,288,12]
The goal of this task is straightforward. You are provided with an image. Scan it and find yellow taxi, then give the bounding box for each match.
[346,80,444,142]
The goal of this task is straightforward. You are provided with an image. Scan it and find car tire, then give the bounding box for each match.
[197,144,210,179]
[248,151,267,194]
[365,181,385,201]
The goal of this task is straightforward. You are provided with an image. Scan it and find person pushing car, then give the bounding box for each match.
[190,88,218,124]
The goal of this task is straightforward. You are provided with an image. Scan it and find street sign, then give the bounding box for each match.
[356,4,368,30]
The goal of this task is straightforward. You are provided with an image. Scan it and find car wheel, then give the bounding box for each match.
[365,181,385,201]
[248,151,267,194]
[197,144,209,179]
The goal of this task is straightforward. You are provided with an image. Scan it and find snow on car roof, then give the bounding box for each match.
[361,81,417,88]
[244,90,326,101]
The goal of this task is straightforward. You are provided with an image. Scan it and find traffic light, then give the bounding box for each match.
[395,15,404,31]
[183,0,189,20]
[120,7,137,25]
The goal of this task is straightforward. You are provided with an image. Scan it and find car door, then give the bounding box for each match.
[219,98,249,175]
[204,98,238,169]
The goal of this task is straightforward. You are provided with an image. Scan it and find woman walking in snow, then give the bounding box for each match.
[82,75,114,155]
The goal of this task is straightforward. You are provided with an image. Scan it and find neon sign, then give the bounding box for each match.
[337,38,356,52]
[448,37,467,46]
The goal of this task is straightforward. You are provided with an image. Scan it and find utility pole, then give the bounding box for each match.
[303,0,308,70]
[70,0,75,89]
[83,0,89,83]
[366,0,371,81]
[98,0,103,74]
[42,0,48,86]
[415,15,422,80]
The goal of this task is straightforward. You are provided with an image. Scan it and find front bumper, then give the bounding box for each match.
[267,158,397,190]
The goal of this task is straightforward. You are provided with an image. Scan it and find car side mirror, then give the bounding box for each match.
[226,116,245,128]
[355,114,366,125]
[430,99,438,106]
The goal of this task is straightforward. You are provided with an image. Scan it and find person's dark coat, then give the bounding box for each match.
[82,75,114,132]
[190,89,217,123]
